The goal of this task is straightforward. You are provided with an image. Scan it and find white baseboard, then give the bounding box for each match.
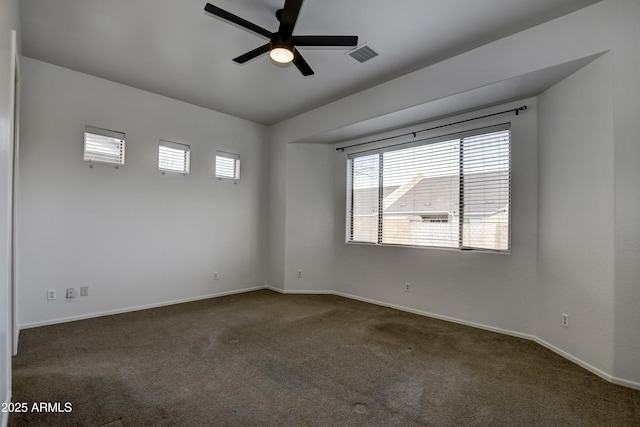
[333,290,535,341]
[265,286,334,295]
[531,337,640,391]
[19,286,266,330]
[532,336,614,383]
[610,375,640,391]
[273,287,640,392]
[18,285,640,392]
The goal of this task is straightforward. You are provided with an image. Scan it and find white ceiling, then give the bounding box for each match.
[20,0,600,125]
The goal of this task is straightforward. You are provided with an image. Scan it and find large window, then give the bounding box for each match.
[347,124,510,252]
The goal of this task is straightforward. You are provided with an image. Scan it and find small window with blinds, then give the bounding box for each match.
[215,151,240,180]
[347,124,510,252]
[159,140,190,174]
[84,126,125,165]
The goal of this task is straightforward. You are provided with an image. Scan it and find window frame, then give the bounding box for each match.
[346,123,511,253]
[158,139,190,175]
[84,125,125,166]
[215,151,240,181]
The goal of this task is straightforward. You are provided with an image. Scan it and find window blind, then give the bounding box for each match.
[347,124,510,252]
[159,140,190,174]
[84,126,125,165]
[460,130,510,250]
[215,151,240,180]
[350,154,379,243]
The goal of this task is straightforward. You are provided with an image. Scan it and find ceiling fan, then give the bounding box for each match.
[204,0,358,76]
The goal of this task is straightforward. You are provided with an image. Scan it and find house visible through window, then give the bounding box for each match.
[421,214,450,223]
[84,125,125,165]
[347,124,510,252]
[159,140,190,174]
[215,151,240,180]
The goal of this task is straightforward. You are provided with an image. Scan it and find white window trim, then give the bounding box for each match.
[84,125,125,166]
[215,151,240,181]
[346,123,511,253]
[159,139,190,175]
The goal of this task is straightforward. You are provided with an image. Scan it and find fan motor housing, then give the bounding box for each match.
[271,33,293,52]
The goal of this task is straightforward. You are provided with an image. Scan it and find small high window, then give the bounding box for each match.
[84,126,125,165]
[215,151,240,180]
[159,140,190,174]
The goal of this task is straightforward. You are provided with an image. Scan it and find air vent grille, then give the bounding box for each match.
[348,45,379,63]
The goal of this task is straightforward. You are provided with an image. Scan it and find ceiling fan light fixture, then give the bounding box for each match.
[205,1,358,75]
[270,46,294,64]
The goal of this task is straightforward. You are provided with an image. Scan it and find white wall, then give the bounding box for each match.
[0,0,20,423]
[333,101,538,335]
[269,0,640,388]
[283,143,335,292]
[533,0,640,387]
[268,136,285,290]
[17,58,269,327]
[11,0,639,393]
[537,55,615,375]
[609,0,640,384]
[268,141,335,292]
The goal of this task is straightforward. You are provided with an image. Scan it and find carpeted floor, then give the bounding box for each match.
[10,290,640,426]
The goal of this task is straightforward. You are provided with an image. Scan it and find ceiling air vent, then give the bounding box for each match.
[348,45,379,63]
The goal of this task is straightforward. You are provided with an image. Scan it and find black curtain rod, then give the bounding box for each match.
[336,105,527,152]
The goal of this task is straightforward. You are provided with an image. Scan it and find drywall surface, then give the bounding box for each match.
[270,0,640,387]
[333,101,538,335]
[267,136,285,290]
[532,0,640,388]
[17,58,269,327]
[269,3,613,146]
[0,0,20,421]
[283,143,335,292]
[537,55,615,374]
[610,0,640,384]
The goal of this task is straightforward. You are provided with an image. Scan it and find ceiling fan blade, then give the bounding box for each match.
[292,35,358,47]
[278,0,303,37]
[204,3,272,39]
[293,49,314,76]
[233,43,271,64]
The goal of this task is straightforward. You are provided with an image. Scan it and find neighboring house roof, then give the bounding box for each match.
[353,171,508,216]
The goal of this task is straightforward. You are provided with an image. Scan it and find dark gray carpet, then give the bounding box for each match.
[10,290,640,426]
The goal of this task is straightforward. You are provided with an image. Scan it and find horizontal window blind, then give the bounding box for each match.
[159,140,190,174]
[84,126,125,165]
[461,130,510,250]
[350,154,379,243]
[215,151,240,180]
[381,138,460,248]
[347,124,510,252]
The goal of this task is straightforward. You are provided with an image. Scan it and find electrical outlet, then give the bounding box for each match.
[405,283,411,292]
[80,286,88,296]
[214,272,219,280]
[562,313,569,328]
[66,288,76,299]
[47,290,56,301]
[298,270,302,278]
